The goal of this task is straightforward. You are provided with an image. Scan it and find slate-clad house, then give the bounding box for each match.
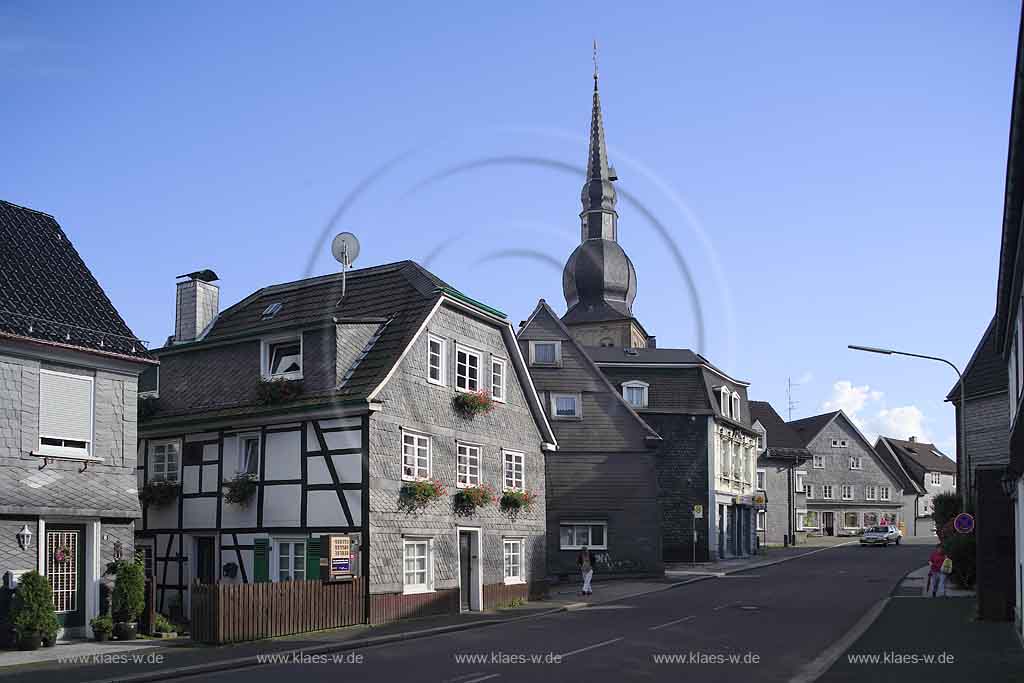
[788,411,906,536]
[0,200,155,637]
[749,401,810,547]
[137,261,556,622]
[875,436,956,536]
[518,301,662,578]
[520,67,761,567]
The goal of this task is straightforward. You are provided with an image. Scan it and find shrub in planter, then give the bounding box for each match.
[452,390,495,419]
[498,489,537,521]
[112,559,145,639]
[931,492,962,531]
[942,532,977,588]
[90,615,113,642]
[153,614,177,635]
[9,571,58,652]
[139,480,181,508]
[256,378,303,405]
[223,473,258,506]
[453,484,495,517]
[398,479,446,514]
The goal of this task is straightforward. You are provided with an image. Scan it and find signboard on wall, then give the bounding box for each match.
[321,534,356,582]
[693,504,704,519]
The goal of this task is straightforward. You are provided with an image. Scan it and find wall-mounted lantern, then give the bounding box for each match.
[16,524,32,551]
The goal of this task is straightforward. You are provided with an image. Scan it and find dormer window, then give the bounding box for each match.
[754,423,766,453]
[262,335,303,380]
[730,392,741,420]
[719,387,730,418]
[261,302,283,320]
[622,380,649,408]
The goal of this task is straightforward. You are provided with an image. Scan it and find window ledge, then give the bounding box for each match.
[402,587,434,596]
[503,578,526,586]
[32,450,102,463]
[264,372,303,382]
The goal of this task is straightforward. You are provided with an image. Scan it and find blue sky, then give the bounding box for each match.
[3,1,1020,453]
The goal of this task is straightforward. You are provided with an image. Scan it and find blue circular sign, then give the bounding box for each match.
[954,512,975,534]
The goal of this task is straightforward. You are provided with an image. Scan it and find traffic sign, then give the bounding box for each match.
[954,512,975,534]
[693,504,704,519]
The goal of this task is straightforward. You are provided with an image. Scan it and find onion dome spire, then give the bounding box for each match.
[580,40,619,242]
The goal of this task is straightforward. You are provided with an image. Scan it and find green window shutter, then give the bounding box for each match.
[306,538,320,580]
[253,538,270,583]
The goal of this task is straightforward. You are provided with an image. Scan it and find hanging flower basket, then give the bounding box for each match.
[498,489,536,521]
[139,481,181,508]
[256,378,303,405]
[398,479,446,514]
[452,390,496,419]
[53,547,72,564]
[453,483,495,517]
[222,473,258,507]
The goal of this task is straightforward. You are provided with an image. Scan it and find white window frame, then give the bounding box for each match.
[929,472,942,486]
[401,430,431,481]
[865,485,877,501]
[261,334,303,380]
[503,538,525,585]
[802,511,819,529]
[840,439,848,448]
[490,357,507,403]
[730,392,741,420]
[149,439,181,483]
[756,468,766,491]
[849,456,862,470]
[756,510,766,532]
[503,450,525,491]
[237,433,260,477]
[841,484,853,501]
[812,454,825,469]
[796,470,807,490]
[879,486,891,501]
[822,484,834,500]
[528,340,561,366]
[719,387,731,418]
[843,511,861,529]
[455,344,482,393]
[402,537,433,594]
[456,442,481,488]
[427,334,446,386]
[36,369,95,460]
[273,536,306,582]
[804,483,814,499]
[558,521,608,550]
[621,380,649,409]
[550,392,581,419]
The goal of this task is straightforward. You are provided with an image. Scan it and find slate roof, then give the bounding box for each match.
[879,437,957,482]
[946,316,1008,402]
[749,400,812,461]
[0,200,155,363]
[786,411,840,448]
[163,260,461,402]
[0,463,140,518]
[873,439,923,493]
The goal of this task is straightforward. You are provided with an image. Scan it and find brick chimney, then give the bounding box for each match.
[174,269,220,343]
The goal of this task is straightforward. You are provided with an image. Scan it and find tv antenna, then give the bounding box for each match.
[786,376,801,421]
[331,232,360,300]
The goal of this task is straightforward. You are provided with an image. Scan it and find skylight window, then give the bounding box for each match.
[261,302,283,320]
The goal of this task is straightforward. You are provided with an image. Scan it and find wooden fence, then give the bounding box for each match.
[190,578,365,644]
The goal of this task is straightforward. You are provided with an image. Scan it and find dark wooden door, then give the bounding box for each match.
[46,525,86,627]
[459,532,472,611]
[196,537,216,585]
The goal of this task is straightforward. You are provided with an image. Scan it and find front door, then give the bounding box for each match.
[822,512,835,536]
[195,537,216,585]
[46,525,86,628]
[458,532,472,611]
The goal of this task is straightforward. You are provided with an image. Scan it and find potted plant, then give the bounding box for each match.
[8,571,58,651]
[452,390,496,419]
[90,615,113,642]
[153,614,178,639]
[112,559,145,640]
[453,483,495,517]
[223,473,258,506]
[498,489,537,521]
[398,479,446,514]
[139,480,181,508]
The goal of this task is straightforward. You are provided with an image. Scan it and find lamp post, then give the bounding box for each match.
[848,344,968,505]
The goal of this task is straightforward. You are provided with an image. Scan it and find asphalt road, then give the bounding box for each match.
[202,543,930,683]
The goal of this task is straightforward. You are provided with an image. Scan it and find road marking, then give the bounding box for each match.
[649,615,696,631]
[712,601,738,611]
[560,637,624,658]
[458,675,501,683]
[447,674,494,683]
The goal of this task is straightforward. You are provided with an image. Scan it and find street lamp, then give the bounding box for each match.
[847,344,968,503]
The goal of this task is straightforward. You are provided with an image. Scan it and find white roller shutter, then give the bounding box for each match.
[39,370,94,445]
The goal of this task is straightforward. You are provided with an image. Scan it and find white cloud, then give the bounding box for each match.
[820,380,932,444]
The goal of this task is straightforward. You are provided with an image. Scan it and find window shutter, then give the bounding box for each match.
[39,371,93,443]
[306,537,320,580]
[253,539,270,583]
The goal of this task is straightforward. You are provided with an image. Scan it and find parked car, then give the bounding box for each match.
[860,525,902,546]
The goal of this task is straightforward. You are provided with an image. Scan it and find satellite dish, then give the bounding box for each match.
[331,232,360,267]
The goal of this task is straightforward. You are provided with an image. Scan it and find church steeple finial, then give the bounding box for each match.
[581,41,618,242]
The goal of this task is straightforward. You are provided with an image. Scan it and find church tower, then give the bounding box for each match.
[561,53,652,349]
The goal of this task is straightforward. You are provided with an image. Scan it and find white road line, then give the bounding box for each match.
[447,673,493,683]
[459,675,501,683]
[649,615,696,631]
[712,601,737,611]
[560,637,625,659]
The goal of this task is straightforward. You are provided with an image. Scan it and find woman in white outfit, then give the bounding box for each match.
[577,546,594,596]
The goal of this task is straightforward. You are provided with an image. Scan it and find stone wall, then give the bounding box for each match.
[647,414,710,562]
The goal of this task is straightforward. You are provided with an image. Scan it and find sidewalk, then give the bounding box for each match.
[817,566,1024,682]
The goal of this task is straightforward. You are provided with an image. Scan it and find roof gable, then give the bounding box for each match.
[947,316,1007,401]
[879,436,957,484]
[749,400,812,458]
